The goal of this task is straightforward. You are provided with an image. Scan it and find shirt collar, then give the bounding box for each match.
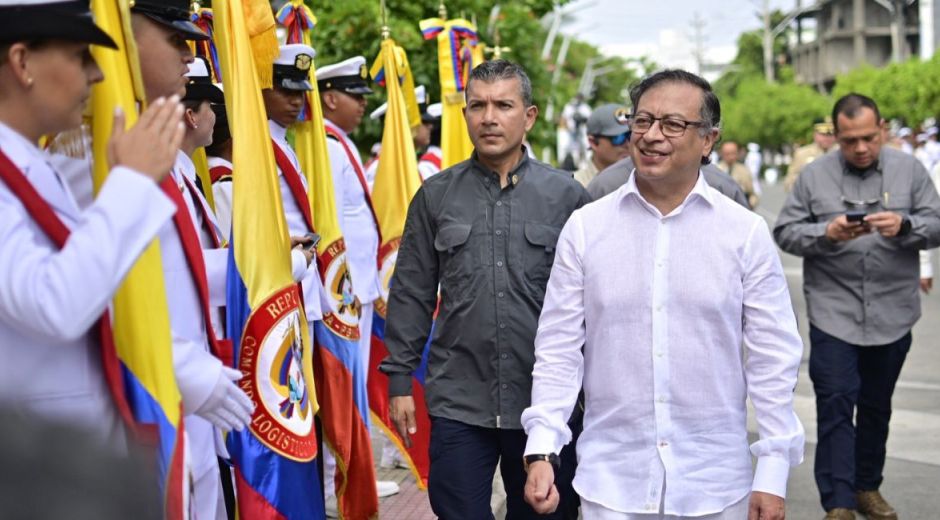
[470,145,531,187]
[174,150,197,182]
[0,121,42,173]
[838,151,882,177]
[620,168,714,218]
[323,118,348,140]
[268,119,288,144]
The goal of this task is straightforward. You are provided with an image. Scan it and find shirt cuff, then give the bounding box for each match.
[752,455,791,499]
[523,423,566,457]
[387,373,413,397]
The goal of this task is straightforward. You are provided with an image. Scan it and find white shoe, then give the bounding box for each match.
[325,496,338,518]
[376,480,400,498]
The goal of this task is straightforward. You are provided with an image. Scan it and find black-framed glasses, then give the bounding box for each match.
[600,131,631,146]
[629,114,708,137]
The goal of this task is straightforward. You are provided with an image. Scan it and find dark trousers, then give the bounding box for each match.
[427,416,579,520]
[809,325,911,511]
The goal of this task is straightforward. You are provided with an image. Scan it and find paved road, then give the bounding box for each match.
[754,180,940,520]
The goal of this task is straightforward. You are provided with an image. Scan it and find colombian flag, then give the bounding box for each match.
[275,2,379,518]
[366,38,432,489]
[214,0,323,518]
[89,0,189,516]
[419,16,483,169]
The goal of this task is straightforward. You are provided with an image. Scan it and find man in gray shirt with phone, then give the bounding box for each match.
[775,93,940,520]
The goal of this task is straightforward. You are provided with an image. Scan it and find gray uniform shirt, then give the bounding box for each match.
[774,147,940,345]
[380,151,591,429]
[586,156,751,208]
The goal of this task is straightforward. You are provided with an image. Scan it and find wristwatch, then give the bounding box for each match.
[523,453,560,472]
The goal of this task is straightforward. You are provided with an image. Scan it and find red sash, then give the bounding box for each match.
[419,150,442,171]
[159,176,233,366]
[209,165,232,184]
[181,174,223,249]
[271,140,315,233]
[324,126,383,245]
[0,149,136,431]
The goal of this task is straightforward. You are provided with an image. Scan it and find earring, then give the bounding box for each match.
[192,123,198,130]
[26,77,34,86]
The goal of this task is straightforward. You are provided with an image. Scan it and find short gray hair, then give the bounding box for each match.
[465,59,533,107]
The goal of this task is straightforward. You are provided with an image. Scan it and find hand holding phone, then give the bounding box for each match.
[846,210,867,222]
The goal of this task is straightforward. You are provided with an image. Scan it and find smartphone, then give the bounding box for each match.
[304,232,321,251]
[846,210,867,223]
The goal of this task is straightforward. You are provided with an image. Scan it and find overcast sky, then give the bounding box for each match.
[562,0,799,75]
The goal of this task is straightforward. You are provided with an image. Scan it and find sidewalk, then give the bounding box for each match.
[373,431,508,519]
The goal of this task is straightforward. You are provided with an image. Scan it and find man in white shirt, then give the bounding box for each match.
[522,69,805,520]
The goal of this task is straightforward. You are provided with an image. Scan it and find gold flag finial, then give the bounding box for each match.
[380,0,390,39]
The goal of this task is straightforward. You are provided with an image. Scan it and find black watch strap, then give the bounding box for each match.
[524,453,560,472]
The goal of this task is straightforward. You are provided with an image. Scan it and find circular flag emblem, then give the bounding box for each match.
[239,285,316,461]
[317,238,360,340]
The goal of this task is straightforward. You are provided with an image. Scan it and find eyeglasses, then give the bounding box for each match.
[629,114,708,137]
[600,131,631,146]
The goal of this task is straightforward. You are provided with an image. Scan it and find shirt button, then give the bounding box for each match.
[657,396,666,403]
[500,353,508,359]
[499,322,507,329]
[655,350,664,358]
[646,504,656,511]
[497,260,504,267]
[496,230,502,236]
[659,441,669,447]
[501,383,508,389]
[498,291,505,298]
[496,201,503,207]
[656,305,663,312]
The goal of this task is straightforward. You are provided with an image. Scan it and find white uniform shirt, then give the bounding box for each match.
[324,119,380,302]
[208,156,233,239]
[417,145,443,181]
[0,121,174,444]
[522,172,804,516]
[269,120,328,320]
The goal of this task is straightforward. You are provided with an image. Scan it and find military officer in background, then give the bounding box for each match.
[784,116,837,191]
[318,55,400,504]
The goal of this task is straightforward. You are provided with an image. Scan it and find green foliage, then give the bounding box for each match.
[301,0,640,158]
[832,55,940,126]
[720,74,831,148]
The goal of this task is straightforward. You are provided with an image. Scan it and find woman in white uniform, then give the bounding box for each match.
[0,0,184,443]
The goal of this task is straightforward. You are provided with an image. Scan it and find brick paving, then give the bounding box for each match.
[372,432,508,519]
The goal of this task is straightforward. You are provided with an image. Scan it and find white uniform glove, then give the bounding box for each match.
[195,366,254,432]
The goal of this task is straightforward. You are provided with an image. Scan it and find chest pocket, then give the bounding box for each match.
[434,223,473,291]
[523,221,561,287]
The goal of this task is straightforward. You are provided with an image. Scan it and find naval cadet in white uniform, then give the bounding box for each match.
[0,0,182,444]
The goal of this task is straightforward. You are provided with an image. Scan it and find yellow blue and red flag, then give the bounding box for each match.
[89,0,189,516]
[365,36,433,489]
[419,16,484,169]
[275,2,379,517]
[214,0,323,517]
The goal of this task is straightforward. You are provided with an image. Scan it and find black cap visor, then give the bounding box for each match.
[139,12,208,41]
[0,6,117,49]
[184,83,224,104]
[277,77,313,91]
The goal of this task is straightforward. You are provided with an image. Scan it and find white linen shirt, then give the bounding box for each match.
[207,156,233,239]
[522,171,804,516]
[324,119,381,302]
